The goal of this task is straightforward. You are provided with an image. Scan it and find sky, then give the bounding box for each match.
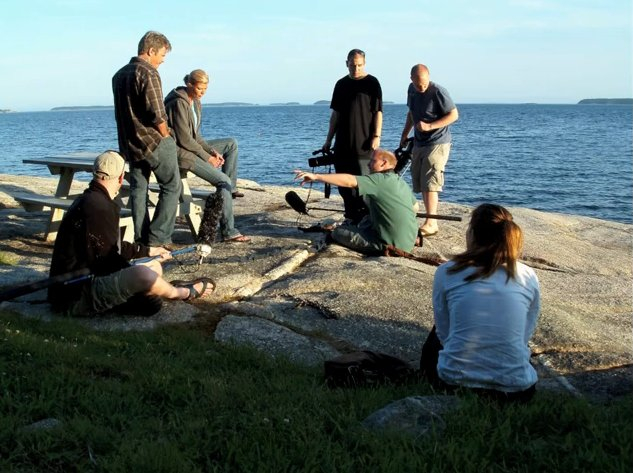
[1,0,631,111]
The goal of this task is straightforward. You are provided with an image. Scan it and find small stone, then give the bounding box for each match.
[21,418,62,432]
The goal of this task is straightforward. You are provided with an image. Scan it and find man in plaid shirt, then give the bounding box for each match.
[112,31,181,248]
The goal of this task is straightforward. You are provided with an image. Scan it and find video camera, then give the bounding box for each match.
[307,148,336,198]
[394,138,414,175]
[308,148,336,168]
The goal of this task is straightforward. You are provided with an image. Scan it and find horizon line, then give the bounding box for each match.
[4,99,633,113]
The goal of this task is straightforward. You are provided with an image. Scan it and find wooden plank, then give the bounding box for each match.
[14,192,134,242]
[14,193,132,218]
[14,194,75,211]
[23,155,129,176]
[23,157,96,175]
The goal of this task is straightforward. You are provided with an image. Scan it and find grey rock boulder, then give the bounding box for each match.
[362,395,462,437]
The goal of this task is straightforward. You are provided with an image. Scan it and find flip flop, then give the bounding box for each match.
[170,277,216,300]
[415,228,424,247]
[223,234,251,243]
[232,191,245,198]
[419,228,439,237]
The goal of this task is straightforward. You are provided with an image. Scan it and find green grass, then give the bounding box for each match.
[0,312,631,472]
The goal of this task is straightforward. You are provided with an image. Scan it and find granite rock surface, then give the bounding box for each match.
[1,173,631,401]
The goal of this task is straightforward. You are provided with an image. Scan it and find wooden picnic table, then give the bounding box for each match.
[19,153,207,242]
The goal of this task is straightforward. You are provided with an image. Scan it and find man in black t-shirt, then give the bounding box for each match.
[322,49,383,223]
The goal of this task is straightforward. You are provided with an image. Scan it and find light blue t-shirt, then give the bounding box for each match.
[432,261,541,392]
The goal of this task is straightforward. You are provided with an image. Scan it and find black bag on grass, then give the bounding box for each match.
[324,350,414,388]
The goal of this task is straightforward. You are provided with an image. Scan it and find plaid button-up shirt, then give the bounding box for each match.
[112,57,168,162]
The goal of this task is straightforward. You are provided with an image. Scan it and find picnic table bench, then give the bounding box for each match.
[13,192,136,241]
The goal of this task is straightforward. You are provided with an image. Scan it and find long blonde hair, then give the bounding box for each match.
[449,203,523,281]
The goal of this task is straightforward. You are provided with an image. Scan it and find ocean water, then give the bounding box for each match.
[0,103,631,223]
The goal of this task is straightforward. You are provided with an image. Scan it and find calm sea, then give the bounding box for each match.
[0,103,631,223]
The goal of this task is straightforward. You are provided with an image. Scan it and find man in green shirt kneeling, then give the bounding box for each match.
[294,149,418,255]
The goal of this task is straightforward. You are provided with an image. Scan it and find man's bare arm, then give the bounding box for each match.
[156,120,170,138]
[293,169,358,188]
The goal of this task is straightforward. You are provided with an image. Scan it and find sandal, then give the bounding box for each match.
[415,228,424,247]
[419,227,439,237]
[223,234,251,243]
[170,277,216,301]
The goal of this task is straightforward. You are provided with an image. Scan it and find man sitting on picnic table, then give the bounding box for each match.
[48,151,213,317]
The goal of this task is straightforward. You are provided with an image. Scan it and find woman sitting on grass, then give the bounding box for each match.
[420,203,541,403]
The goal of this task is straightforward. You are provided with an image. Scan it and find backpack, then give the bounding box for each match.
[324,350,414,388]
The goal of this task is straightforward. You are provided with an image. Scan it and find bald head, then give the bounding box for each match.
[411,64,429,76]
[369,148,397,173]
[410,64,430,93]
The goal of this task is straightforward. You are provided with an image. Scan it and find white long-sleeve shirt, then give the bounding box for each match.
[433,261,541,392]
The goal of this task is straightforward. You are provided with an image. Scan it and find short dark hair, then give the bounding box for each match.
[347,49,365,62]
[138,31,172,55]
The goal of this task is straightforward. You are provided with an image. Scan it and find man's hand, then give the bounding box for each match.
[148,246,172,261]
[370,136,380,150]
[208,150,225,168]
[416,121,433,132]
[321,139,332,153]
[293,169,318,186]
[400,135,410,148]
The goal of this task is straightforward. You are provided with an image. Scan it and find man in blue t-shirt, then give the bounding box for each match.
[294,149,418,255]
[400,64,458,237]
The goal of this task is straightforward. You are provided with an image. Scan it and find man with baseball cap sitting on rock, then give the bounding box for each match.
[48,150,214,317]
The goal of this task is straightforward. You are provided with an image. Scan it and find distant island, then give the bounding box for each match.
[46,101,403,111]
[313,100,396,105]
[51,105,113,111]
[0,109,14,113]
[577,98,633,105]
[203,102,257,107]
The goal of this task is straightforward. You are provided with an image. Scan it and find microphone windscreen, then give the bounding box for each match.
[285,191,309,215]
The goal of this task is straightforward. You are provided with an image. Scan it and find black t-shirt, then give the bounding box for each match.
[331,74,382,159]
[48,181,148,310]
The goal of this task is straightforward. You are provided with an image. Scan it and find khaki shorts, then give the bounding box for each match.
[411,143,451,193]
[70,267,138,317]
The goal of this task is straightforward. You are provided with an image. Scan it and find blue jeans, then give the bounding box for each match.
[129,137,181,246]
[331,216,384,255]
[191,157,240,239]
[205,137,238,189]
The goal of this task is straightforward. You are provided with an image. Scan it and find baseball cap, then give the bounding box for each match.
[93,150,125,180]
